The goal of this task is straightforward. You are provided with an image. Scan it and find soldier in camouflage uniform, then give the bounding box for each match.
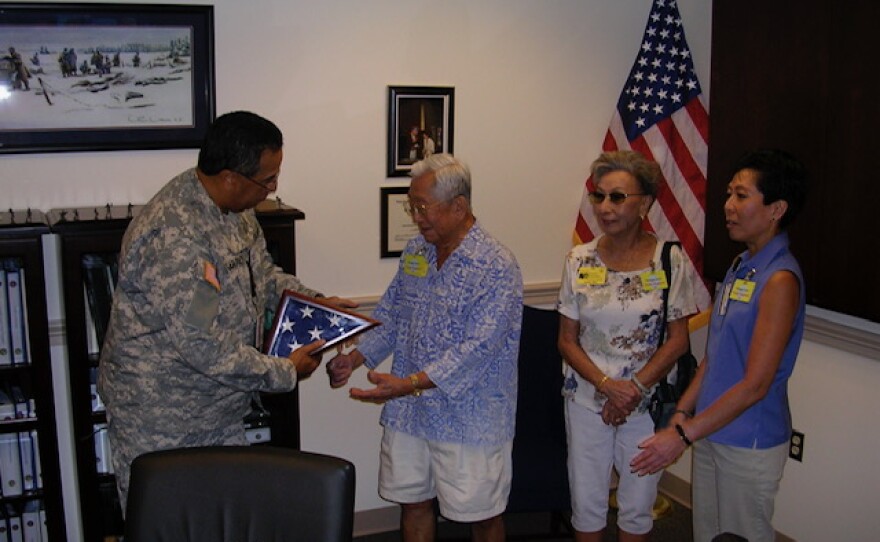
[98,111,356,510]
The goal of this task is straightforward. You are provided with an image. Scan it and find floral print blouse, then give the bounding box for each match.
[556,234,699,413]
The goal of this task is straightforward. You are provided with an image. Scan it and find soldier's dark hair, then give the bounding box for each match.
[732,148,808,230]
[197,111,283,177]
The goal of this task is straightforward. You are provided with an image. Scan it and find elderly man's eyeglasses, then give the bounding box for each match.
[237,171,279,190]
[403,199,449,217]
[587,191,647,205]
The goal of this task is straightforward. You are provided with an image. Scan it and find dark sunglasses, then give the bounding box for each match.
[587,191,647,205]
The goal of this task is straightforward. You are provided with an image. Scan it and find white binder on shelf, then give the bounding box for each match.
[90,367,104,413]
[21,501,40,542]
[6,506,22,542]
[0,432,23,496]
[29,430,41,489]
[83,283,100,357]
[6,266,28,366]
[0,506,8,541]
[18,432,36,492]
[39,506,47,542]
[93,423,114,475]
[10,386,27,420]
[0,267,11,366]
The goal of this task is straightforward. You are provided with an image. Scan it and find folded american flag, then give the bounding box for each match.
[265,290,379,356]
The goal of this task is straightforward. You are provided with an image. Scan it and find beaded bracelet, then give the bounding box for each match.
[631,375,650,396]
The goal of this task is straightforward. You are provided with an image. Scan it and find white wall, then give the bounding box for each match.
[1,0,712,517]
[10,1,880,541]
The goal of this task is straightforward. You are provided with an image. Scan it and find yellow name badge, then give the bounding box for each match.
[729,279,757,303]
[403,254,429,277]
[577,266,607,285]
[640,270,669,292]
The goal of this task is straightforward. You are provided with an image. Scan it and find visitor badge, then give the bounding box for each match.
[577,266,607,285]
[729,279,756,303]
[403,254,429,277]
[640,270,669,292]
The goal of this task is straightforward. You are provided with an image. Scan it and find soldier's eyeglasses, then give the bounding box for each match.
[238,171,279,190]
[587,191,647,205]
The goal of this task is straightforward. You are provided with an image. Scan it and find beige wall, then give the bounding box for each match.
[7,1,880,541]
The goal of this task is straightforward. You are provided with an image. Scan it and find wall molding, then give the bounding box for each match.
[49,281,880,362]
[349,281,560,315]
[803,312,880,361]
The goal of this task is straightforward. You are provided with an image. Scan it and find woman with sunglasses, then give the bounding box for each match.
[557,150,700,542]
[631,150,808,542]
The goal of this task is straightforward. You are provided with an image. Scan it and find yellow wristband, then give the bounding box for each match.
[409,374,421,397]
[596,375,609,391]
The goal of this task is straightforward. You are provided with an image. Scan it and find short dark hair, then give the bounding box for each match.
[197,111,283,177]
[732,149,808,229]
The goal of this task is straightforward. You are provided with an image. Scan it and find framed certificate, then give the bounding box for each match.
[381,186,419,258]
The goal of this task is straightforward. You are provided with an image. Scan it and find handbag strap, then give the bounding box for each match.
[658,240,679,344]
[657,241,680,389]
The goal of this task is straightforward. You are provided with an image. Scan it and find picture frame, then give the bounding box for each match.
[387,85,454,177]
[0,3,215,154]
[381,186,419,258]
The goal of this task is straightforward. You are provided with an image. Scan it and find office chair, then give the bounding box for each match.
[125,445,356,542]
[505,305,572,538]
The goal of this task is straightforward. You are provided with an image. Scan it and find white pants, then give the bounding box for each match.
[565,400,661,535]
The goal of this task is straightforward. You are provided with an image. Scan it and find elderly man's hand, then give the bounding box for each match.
[349,371,410,403]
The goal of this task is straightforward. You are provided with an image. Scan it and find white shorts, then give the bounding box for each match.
[565,399,661,535]
[378,428,512,523]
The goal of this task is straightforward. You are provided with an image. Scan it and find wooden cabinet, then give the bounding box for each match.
[0,211,67,541]
[706,0,880,322]
[51,201,305,540]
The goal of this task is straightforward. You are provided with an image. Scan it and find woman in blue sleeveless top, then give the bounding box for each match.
[631,149,808,542]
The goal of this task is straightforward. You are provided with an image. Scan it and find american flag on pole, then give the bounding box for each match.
[573,0,711,309]
[265,291,380,357]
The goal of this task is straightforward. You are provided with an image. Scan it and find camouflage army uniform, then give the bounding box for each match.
[98,168,321,508]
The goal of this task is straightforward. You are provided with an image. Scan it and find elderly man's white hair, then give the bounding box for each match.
[411,153,472,205]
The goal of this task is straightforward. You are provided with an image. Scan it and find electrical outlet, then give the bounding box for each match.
[789,430,804,462]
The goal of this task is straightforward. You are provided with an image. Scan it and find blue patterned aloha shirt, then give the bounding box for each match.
[556,234,698,413]
[358,221,523,446]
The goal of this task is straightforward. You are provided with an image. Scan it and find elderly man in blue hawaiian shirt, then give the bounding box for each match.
[329,154,523,542]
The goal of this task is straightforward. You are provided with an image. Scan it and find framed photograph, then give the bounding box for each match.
[0,3,215,154]
[381,186,419,258]
[387,85,454,177]
[265,290,380,356]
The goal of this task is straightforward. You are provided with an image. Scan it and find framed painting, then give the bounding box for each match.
[386,85,454,177]
[380,186,419,258]
[0,3,215,154]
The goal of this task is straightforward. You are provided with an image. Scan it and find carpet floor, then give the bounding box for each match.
[353,496,693,541]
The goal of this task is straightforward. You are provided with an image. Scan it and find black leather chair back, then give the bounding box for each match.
[125,446,355,542]
[507,305,570,513]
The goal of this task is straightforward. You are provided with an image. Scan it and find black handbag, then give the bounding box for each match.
[648,241,698,430]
